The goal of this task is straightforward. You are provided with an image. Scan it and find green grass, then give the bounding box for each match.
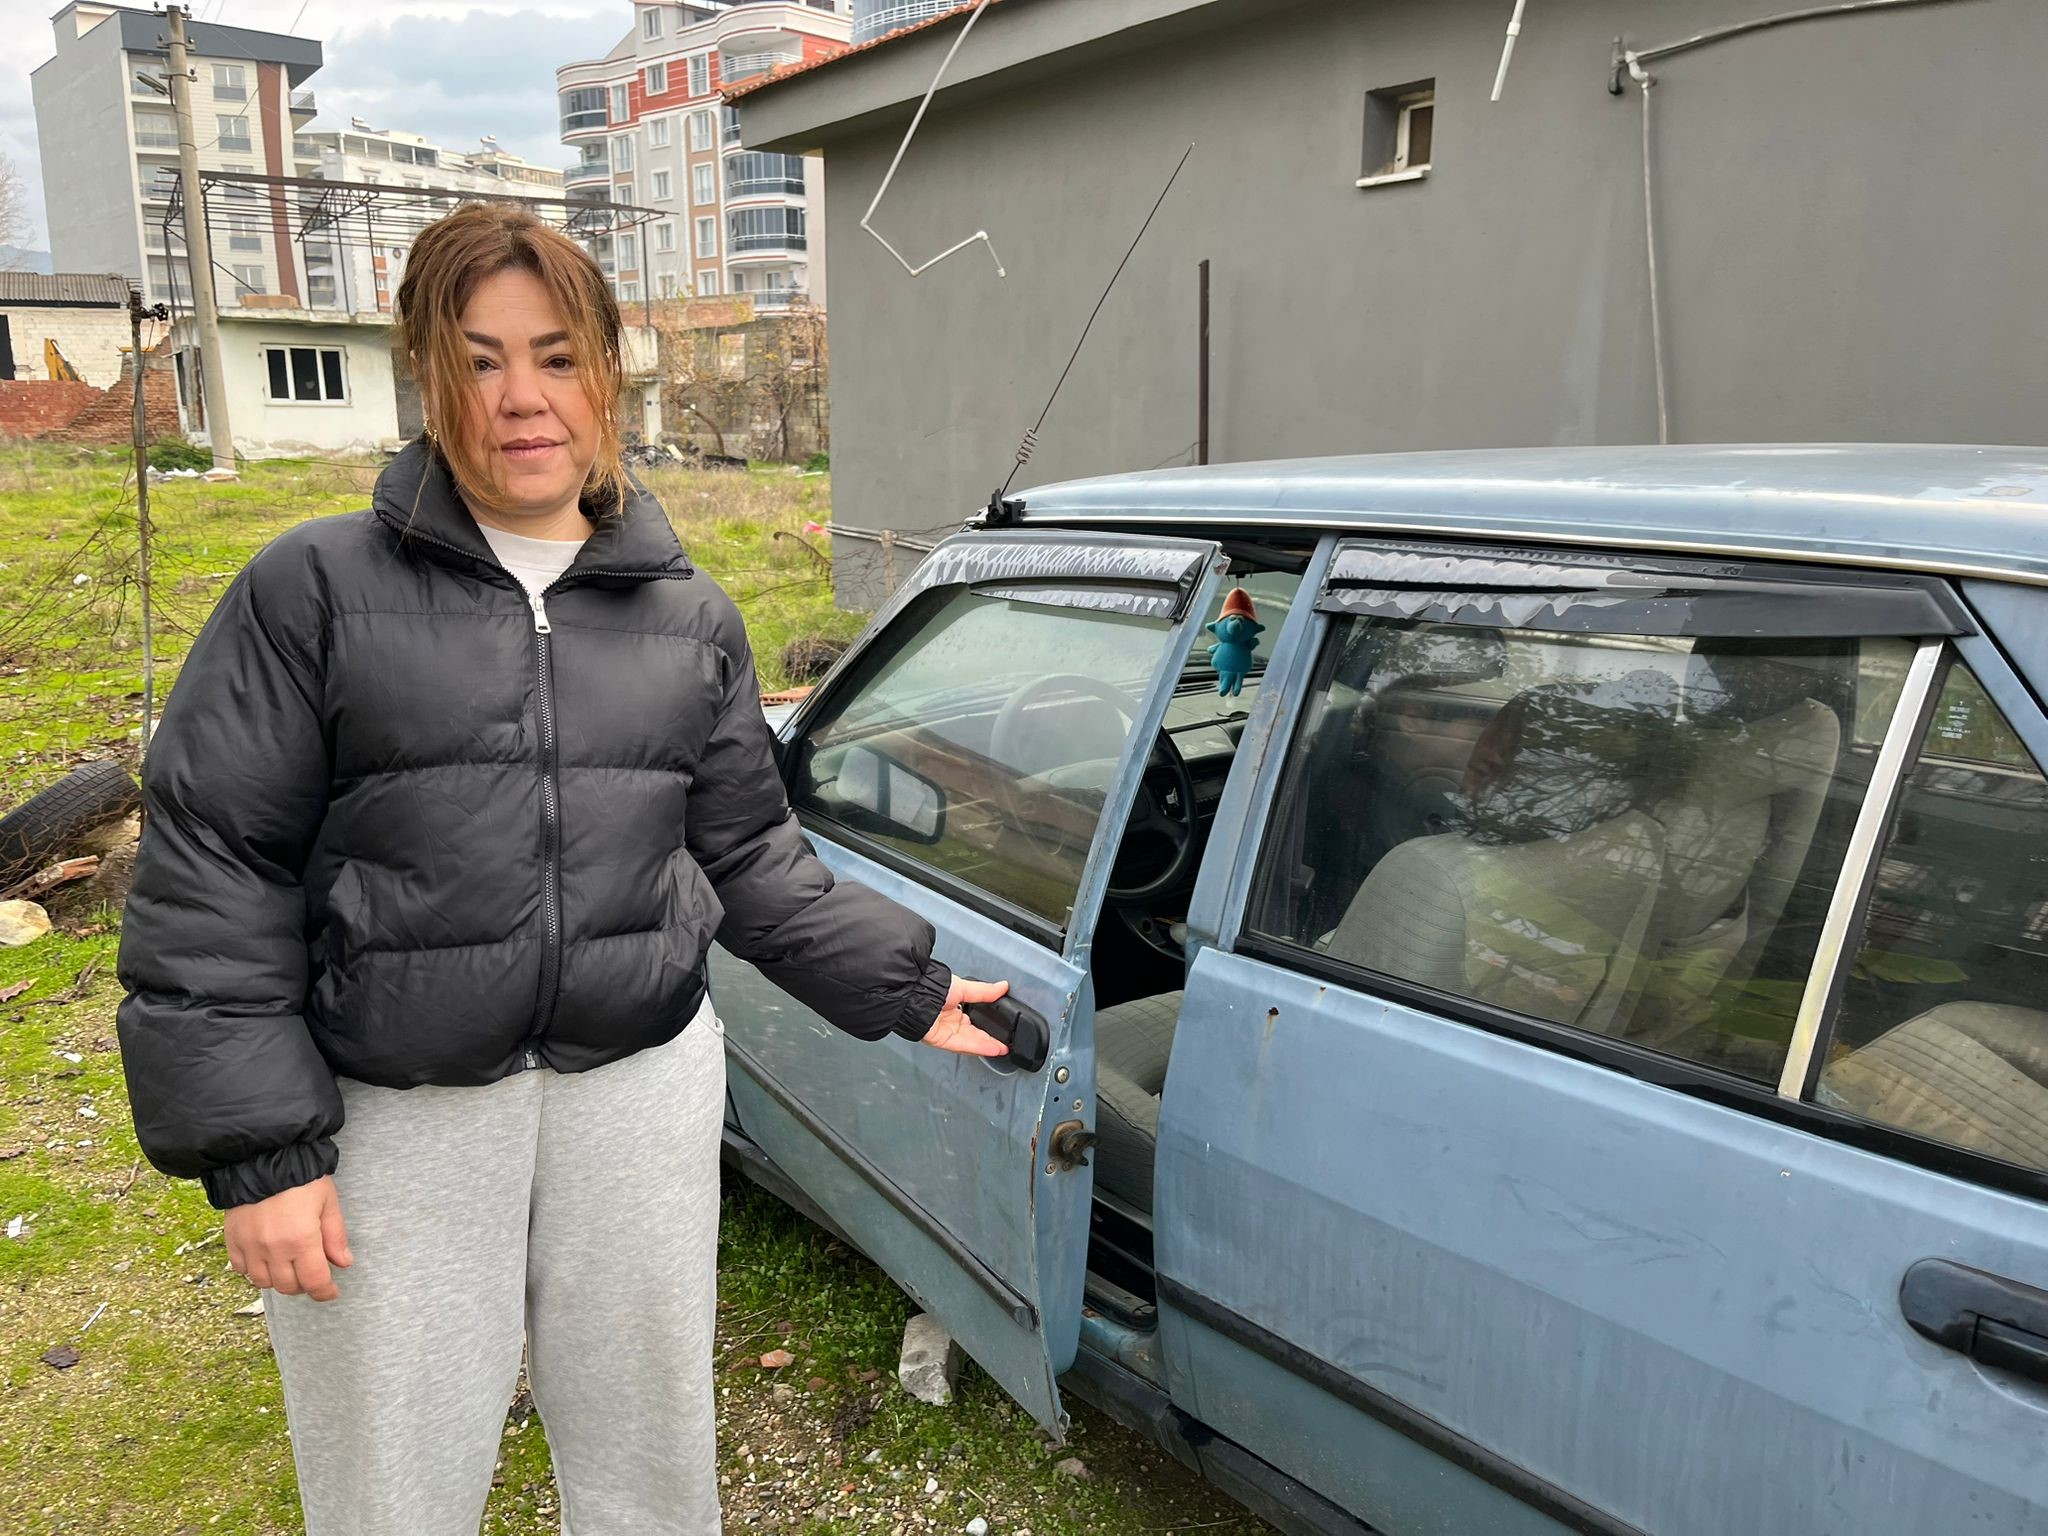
[0,441,1264,1535]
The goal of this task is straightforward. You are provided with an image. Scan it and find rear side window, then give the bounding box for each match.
[1248,615,1913,1085]
[1820,659,2048,1173]
[792,587,1175,932]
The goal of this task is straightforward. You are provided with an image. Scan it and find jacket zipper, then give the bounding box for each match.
[523,565,693,1071]
[381,519,693,1072]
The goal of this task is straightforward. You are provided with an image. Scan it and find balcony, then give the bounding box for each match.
[564,161,608,187]
[728,231,808,256]
[746,287,809,311]
[719,51,797,83]
[854,0,956,45]
[290,89,316,120]
[560,87,610,139]
[726,152,805,200]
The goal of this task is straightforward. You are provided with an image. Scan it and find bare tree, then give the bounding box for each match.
[0,156,33,268]
[746,298,828,463]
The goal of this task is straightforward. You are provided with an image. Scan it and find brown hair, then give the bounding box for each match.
[394,201,629,515]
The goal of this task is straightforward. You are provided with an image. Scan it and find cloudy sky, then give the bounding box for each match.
[2,0,634,253]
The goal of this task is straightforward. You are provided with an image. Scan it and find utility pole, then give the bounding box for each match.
[127,287,170,763]
[163,4,236,476]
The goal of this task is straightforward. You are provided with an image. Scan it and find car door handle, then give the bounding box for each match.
[1900,1259,2048,1386]
[961,996,1049,1072]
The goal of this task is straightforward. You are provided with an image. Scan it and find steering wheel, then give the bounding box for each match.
[986,673,1199,905]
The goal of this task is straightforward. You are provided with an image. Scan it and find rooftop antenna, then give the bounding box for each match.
[984,141,1196,526]
[861,0,1008,279]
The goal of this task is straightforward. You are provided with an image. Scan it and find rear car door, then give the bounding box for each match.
[1157,540,2048,1534]
[716,530,1223,1434]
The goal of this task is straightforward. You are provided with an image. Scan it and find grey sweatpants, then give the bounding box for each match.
[264,1000,727,1536]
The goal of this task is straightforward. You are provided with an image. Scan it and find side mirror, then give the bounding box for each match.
[818,743,946,845]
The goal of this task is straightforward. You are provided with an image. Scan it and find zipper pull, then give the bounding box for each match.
[529,592,552,634]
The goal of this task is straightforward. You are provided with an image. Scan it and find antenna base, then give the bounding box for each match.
[981,491,1024,528]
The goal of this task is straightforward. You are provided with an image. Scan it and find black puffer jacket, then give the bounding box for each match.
[117,439,951,1209]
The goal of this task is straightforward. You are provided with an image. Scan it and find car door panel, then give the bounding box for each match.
[1157,947,2048,1536]
[718,531,1225,1435]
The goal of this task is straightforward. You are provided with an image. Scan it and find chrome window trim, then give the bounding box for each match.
[1775,639,1946,1101]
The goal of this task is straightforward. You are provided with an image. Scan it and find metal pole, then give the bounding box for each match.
[164,5,236,476]
[1197,258,1211,466]
[127,287,168,762]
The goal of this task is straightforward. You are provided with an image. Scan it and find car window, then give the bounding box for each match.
[1818,657,2048,1172]
[792,586,1176,931]
[1247,614,1913,1085]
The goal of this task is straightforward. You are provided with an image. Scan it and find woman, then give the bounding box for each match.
[116,202,1009,1535]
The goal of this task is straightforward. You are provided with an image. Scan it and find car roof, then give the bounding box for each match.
[1007,444,2048,588]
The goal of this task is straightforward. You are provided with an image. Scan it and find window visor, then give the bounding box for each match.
[1316,540,1972,638]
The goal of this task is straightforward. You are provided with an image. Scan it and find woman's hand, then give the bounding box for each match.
[224,1175,354,1303]
[921,976,1012,1057]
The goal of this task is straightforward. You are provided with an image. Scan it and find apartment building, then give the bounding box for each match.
[557,1,847,310]
[851,0,958,45]
[295,122,565,315]
[30,1,322,310]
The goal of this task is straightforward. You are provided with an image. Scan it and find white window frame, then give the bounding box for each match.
[688,108,713,151]
[694,216,717,258]
[216,113,251,150]
[1394,90,1434,172]
[617,231,638,268]
[692,162,715,206]
[610,83,631,123]
[688,53,710,96]
[655,219,676,252]
[652,169,673,202]
[615,180,635,207]
[262,344,350,404]
[649,115,670,149]
[620,280,641,301]
[641,5,663,38]
[660,272,679,298]
[230,263,265,295]
[645,61,667,95]
[612,134,635,172]
[211,62,245,99]
[697,269,719,296]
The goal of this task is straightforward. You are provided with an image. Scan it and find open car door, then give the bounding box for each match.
[714,531,1225,1434]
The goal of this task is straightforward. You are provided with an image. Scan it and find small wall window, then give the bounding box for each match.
[229,264,265,295]
[612,134,634,171]
[1360,79,1434,188]
[695,216,717,258]
[692,162,715,205]
[649,116,670,149]
[645,61,667,95]
[641,5,663,38]
[610,83,630,123]
[688,54,710,96]
[656,219,676,252]
[263,345,347,402]
[697,269,719,296]
[217,114,252,152]
[211,63,245,100]
[615,180,635,206]
[652,169,673,201]
[688,109,714,151]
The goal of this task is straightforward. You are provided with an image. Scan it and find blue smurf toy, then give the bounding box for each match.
[1205,588,1265,696]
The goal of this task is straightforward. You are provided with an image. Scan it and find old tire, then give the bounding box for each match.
[0,761,142,893]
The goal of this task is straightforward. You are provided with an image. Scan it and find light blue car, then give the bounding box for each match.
[714,445,2048,1536]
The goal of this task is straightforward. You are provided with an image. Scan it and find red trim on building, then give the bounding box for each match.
[724,1,1018,102]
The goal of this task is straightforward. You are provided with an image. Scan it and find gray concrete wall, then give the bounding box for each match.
[31,26,148,290]
[764,0,2048,607]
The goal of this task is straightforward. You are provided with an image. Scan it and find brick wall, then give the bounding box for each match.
[0,352,180,447]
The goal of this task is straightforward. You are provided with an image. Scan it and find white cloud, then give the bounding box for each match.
[2,0,627,253]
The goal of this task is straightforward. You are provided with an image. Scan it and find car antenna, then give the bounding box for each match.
[982,142,1197,529]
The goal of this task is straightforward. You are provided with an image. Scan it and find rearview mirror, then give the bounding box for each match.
[825,744,946,845]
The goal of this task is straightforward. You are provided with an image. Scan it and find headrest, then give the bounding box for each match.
[1685,637,1848,724]
[1461,669,1680,844]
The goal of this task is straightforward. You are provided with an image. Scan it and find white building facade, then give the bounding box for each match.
[556,1,847,310]
[31,2,322,311]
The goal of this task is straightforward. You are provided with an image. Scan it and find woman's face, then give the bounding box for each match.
[453,267,600,522]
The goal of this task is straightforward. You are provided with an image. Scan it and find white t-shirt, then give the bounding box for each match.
[479,522,587,599]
